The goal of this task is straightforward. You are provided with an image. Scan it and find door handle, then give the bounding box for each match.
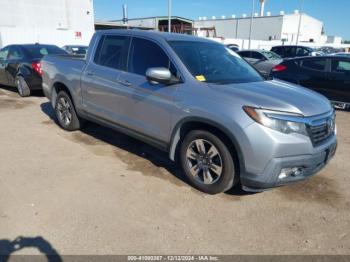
[117,80,132,87]
[86,71,94,77]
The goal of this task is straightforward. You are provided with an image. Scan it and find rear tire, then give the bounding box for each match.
[180,130,238,194]
[16,76,31,97]
[55,91,81,131]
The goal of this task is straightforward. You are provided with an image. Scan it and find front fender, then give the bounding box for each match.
[168,116,246,176]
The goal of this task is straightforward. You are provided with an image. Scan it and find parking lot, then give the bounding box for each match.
[0,86,349,255]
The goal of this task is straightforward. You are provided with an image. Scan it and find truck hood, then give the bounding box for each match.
[208,80,332,117]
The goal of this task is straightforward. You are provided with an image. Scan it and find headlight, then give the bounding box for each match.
[243,106,308,136]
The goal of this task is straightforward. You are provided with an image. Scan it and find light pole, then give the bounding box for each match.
[168,0,172,33]
[296,0,304,45]
[248,0,255,49]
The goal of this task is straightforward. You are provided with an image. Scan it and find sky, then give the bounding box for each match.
[94,0,350,40]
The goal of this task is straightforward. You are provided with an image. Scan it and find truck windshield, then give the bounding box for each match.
[169,41,263,84]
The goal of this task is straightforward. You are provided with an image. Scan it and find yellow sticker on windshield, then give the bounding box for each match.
[196,75,206,82]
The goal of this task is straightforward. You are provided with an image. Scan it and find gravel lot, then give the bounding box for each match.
[0,87,349,256]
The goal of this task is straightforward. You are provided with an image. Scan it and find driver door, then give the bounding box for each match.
[116,37,180,142]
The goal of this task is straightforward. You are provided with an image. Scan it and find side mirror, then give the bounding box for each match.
[146,67,179,85]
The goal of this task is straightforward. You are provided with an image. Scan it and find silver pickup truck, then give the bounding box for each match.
[42,30,337,194]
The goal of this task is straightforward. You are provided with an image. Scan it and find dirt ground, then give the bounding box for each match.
[0,87,349,256]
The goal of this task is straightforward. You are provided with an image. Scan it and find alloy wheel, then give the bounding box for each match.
[185,139,223,185]
[57,97,72,126]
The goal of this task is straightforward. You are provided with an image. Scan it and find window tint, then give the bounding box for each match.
[284,47,296,57]
[296,47,310,57]
[271,47,282,55]
[0,47,9,60]
[238,51,251,58]
[251,52,265,60]
[129,38,172,76]
[8,46,24,60]
[302,59,326,71]
[94,35,130,70]
[331,60,350,72]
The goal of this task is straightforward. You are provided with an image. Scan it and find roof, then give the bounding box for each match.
[95,29,216,43]
[110,16,194,23]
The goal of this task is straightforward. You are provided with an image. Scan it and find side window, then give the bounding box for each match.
[331,60,350,73]
[8,46,24,60]
[251,52,264,60]
[284,47,296,57]
[0,47,10,60]
[296,47,309,57]
[128,38,174,76]
[239,51,251,58]
[94,35,130,70]
[302,59,326,71]
[272,47,282,56]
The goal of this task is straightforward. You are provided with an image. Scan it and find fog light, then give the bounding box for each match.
[278,167,304,180]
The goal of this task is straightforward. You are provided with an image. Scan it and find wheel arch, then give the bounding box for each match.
[169,117,245,175]
[51,81,75,109]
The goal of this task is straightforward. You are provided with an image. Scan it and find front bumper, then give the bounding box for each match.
[240,138,337,191]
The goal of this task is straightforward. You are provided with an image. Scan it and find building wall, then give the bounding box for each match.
[281,14,323,44]
[110,18,157,29]
[0,0,95,48]
[195,13,324,44]
[195,16,283,40]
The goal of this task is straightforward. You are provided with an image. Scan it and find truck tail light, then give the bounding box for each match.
[272,64,287,72]
[32,62,42,76]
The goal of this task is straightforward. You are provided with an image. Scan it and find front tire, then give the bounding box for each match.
[180,130,238,194]
[16,76,31,97]
[55,91,81,131]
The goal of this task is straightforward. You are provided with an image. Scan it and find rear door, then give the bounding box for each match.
[328,58,350,104]
[6,46,25,86]
[81,34,131,123]
[299,58,329,95]
[0,46,10,85]
[116,37,180,142]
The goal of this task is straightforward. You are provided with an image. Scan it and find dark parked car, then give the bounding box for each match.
[0,44,67,97]
[62,45,88,56]
[332,52,350,58]
[271,45,321,58]
[237,49,282,77]
[271,56,350,110]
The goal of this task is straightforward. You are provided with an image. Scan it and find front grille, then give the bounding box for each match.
[308,116,335,146]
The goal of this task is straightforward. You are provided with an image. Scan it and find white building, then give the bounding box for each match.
[195,12,328,45]
[0,0,95,48]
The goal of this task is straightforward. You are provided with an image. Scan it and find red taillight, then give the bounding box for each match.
[272,64,287,72]
[32,62,42,76]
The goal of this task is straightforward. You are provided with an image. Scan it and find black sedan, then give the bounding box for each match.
[271,56,350,110]
[0,44,67,97]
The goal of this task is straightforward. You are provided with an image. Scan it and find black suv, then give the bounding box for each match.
[271,45,318,58]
